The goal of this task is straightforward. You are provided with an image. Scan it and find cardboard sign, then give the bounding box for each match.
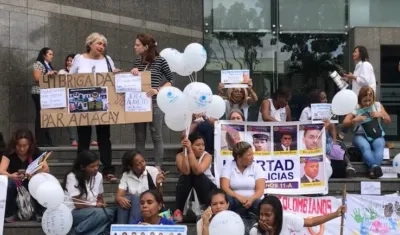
[39,72,152,127]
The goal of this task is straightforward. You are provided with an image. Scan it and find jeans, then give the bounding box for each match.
[116,194,141,224]
[175,173,216,211]
[353,135,385,168]
[71,207,116,235]
[77,125,114,175]
[6,179,44,218]
[66,127,77,142]
[227,195,261,216]
[32,94,52,145]
[134,105,164,167]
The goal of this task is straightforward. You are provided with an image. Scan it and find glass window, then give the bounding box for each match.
[350,0,400,27]
[212,0,271,32]
[279,0,346,33]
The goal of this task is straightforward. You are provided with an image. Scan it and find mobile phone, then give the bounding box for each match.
[18,169,26,175]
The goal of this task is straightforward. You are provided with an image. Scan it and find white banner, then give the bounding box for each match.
[279,195,341,235]
[345,194,400,235]
[0,175,7,235]
[214,121,328,195]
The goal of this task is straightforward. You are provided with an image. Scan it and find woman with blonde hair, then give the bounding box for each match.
[69,32,121,182]
[342,86,390,179]
[218,80,258,121]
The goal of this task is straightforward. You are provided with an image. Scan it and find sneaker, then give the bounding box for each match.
[70,140,78,146]
[173,209,183,222]
[90,140,98,146]
[346,164,356,177]
[4,215,15,223]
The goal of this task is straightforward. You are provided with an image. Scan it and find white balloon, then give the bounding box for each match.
[209,211,245,235]
[156,86,186,114]
[36,181,65,209]
[164,112,192,132]
[160,48,182,73]
[29,173,59,199]
[182,43,207,72]
[183,82,196,97]
[185,82,213,113]
[175,61,193,77]
[206,95,226,119]
[42,204,73,235]
[393,154,400,174]
[332,89,358,115]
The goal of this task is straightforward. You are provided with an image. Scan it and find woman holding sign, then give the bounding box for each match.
[0,129,48,223]
[31,47,55,147]
[131,33,175,169]
[70,32,121,183]
[249,195,346,235]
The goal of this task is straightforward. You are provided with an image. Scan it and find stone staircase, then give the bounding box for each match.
[4,144,400,235]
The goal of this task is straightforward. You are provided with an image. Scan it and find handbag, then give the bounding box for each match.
[183,188,201,216]
[362,117,384,141]
[16,185,35,220]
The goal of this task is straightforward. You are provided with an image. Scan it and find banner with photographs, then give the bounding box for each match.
[214,120,328,195]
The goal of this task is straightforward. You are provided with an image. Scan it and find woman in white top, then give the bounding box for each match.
[218,78,258,121]
[173,134,216,222]
[258,87,292,122]
[69,32,121,183]
[343,46,376,96]
[220,141,265,216]
[62,151,115,235]
[249,195,346,235]
[343,86,391,179]
[115,150,166,224]
[197,189,230,235]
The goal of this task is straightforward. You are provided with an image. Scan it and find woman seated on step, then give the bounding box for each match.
[258,87,292,122]
[342,86,391,179]
[62,151,116,235]
[131,189,175,225]
[299,88,356,179]
[115,150,167,224]
[0,128,48,223]
[173,133,217,222]
[220,141,265,217]
[197,188,230,235]
[249,195,346,235]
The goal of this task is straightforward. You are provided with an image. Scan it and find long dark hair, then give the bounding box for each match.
[64,54,75,72]
[257,196,283,235]
[121,150,143,173]
[36,47,53,73]
[0,132,6,156]
[177,133,204,153]
[137,33,159,64]
[62,151,99,198]
[8,128,37,158]
[354,45,369,62]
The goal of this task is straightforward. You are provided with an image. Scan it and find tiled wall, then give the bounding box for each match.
[0,0,203,145]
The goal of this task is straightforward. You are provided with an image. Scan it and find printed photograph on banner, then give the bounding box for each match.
[299,124,324,155]
[345,194,400,235]
[273,125,298,155]
[300,155,325,187]
[68,87,108,113]
[264,156,299,190]
[220,124,245,155]
[246,125,271,155]
[277,195,342,235]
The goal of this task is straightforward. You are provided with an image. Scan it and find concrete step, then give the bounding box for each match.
[350,161,394,176]
[43,144,181,162]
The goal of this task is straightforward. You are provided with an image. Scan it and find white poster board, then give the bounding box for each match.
[0,175,8,235]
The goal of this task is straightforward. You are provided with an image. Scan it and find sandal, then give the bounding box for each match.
[105,174,119,183]
[90,140,98,146]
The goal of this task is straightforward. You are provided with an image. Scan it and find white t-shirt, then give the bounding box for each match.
[69,54,115,74]
[220,161,265,197]
[118,166,159,195]
[352,61,376,96]
[65,172,104,209]
[249,212,304,235]
[299,107,311,121]
[198,151,215,184]
[258,99,287,122]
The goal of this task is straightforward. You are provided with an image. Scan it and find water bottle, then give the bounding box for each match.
[329,71,348,90]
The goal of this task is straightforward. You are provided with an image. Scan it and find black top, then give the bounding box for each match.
[4,147,42,174]
[134,56,174,100]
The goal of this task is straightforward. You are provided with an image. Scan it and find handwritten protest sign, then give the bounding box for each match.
[110,224,187,235]
[39,72,152,127]
[214,120,328,195]
[40,88,67,109]
[0,176,7,235]
[125,92,151,112]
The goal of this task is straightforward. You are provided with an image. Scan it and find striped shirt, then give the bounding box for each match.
[134,56,174,100]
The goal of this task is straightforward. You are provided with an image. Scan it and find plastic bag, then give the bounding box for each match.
[16,185,34,220]
[183,188,201,216]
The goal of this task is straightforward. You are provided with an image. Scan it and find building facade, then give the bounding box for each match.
[0,0,399,144]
